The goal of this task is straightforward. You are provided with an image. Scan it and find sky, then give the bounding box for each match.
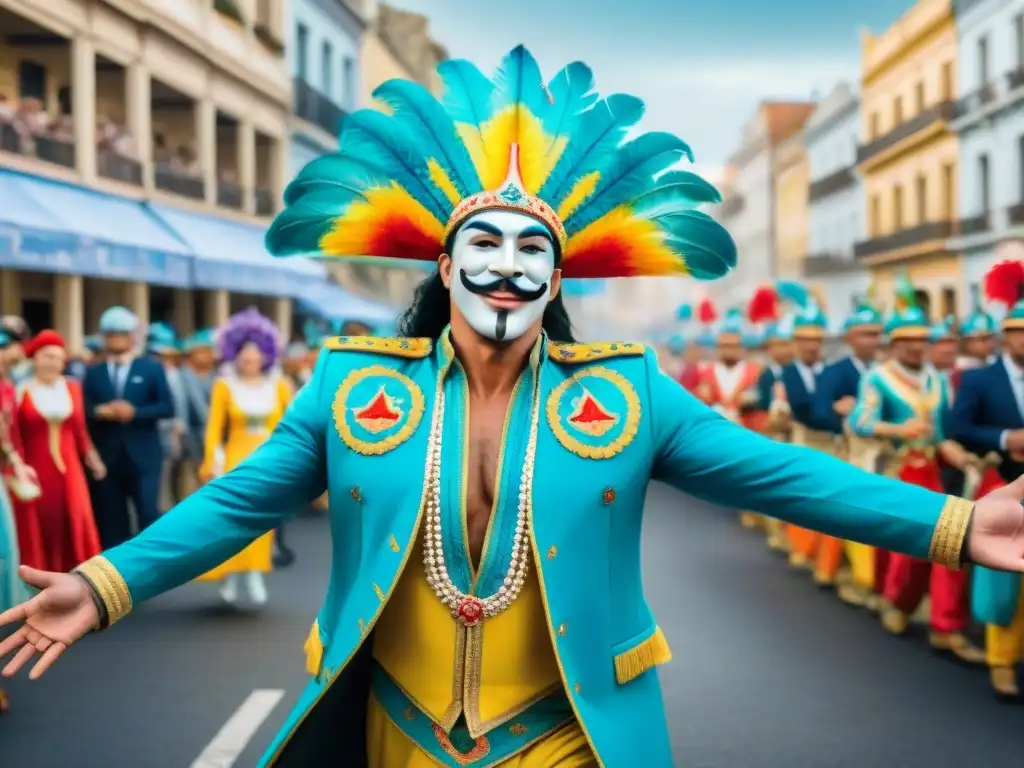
[385,0,916,182]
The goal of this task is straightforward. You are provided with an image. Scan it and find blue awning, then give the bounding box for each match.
[0,170,193,286]
[148,203,326,297]
[296,282,398,325]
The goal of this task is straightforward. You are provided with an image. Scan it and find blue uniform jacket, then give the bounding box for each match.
[83,357,174,473]
[811,357,863,435]
[949,361,1024,626]
[755,364,781,412]
[85,333,967,768]
[780,362,819,427]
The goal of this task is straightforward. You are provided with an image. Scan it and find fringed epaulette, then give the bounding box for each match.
[322,336,433,359]
[547,341,646,364]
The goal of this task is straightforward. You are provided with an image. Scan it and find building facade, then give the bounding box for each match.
[0,0,335,349]
[774,133,810,281]
[950,0,1024,291]
[803,82,872,323]
[857,0,963,318]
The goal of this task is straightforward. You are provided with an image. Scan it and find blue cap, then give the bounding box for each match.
[183,329,216,352]
[666,333,685,355]
[98,306,139,335]
[83,334,102,352]
[147,322,178,353]
[929,317,956,343]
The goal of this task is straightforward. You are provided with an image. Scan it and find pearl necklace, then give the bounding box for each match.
[422,370,540,627]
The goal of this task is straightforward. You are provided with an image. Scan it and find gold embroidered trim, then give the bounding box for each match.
[323,336,433,358]
[373,583,386,601]
[332,365,425,456]
[613,626,673,685]
[547,367,641,460]
[74,556,132,627]
[547,341,646,364]
[303,620,323,677]
[928,496,973,570]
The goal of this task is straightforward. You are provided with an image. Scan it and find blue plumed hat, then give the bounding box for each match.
[884,274,930,340]
[83,334,102,353]
[716,307,745,345]
[775,281,827,339]
[147,322,179,354]
[929,316,956,343]
[844,289,883,332]
[98,306,139,335]
[962,283,997,337]
[183,329,216,352]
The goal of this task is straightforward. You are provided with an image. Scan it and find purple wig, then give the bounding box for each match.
[218,307,280,370]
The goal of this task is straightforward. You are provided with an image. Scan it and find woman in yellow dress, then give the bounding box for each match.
[198,308,292,607]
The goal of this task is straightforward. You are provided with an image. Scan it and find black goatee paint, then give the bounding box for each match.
[495,310,508,341]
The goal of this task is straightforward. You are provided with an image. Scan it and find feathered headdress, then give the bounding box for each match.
[266,46,736,280]
[675,303,692,322]
[696,297,718,325]
[961,282,997,336]
[983,260,1024,329]
[219,308,281,370]
[717,307,745,344]
[771,281,827,339]
[746,285,779,324]
[885,273,929,339]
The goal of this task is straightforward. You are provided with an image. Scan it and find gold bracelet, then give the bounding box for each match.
[74,556,133,627]
[928,496,973,570]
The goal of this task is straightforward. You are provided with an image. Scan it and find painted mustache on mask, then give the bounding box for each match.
[459,270,548,302]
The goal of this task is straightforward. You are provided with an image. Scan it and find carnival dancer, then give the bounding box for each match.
[774,285,832,570]
[811,300,883,600]
[4,45,1024,768]
[197,309,292,607]
[951,260,1024,696]
[178,330,217,501]
[954,285,998,385]
[15,331,104,573]
[849,284,984,662]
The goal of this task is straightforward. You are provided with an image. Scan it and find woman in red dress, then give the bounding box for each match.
[15,331,105,572]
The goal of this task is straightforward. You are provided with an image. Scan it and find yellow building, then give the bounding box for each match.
[775,133,811,280]
[857,0,962,318]
[0,0,307,349]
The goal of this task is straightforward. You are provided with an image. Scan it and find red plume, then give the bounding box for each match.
[697,298,717,324]
[746,286,778,323]
[983,260,1024,307]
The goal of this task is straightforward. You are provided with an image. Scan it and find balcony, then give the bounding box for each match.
[1009,67,1024,92]
[217,181,243,210]
[856,101,955,166]
[1009,202,1024,226]
[0,124,76,169]
[255,187,274,216]
[293,77,346,137]
[953,83,997,120]
[718,194,745,219]
[808,166,856,202]
[802,252,862,276]
[956,211,990,236]
[854,221,953,259]
[155,167,205,200]
[97,150,142,186]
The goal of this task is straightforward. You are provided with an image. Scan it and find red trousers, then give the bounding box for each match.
[881,455,968,632]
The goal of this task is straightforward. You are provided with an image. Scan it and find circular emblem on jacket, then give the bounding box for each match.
[546,366,641,459]
[333,365,425,455]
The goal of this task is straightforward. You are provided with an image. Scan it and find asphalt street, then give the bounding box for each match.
[2,484,1022,767]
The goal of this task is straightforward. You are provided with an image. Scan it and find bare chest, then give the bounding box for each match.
[464,399,509,568]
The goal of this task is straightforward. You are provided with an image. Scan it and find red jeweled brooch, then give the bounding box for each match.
[457,597,485,627]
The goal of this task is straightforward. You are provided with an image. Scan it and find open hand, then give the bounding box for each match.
[970,474,1024,571]
[0,566,98,680]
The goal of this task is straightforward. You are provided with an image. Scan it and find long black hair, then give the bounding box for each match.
[396,270,576,342]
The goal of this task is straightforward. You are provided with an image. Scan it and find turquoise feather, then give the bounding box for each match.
[492,45,548,131]
[371,78,480,197]
[676,303,692,321]
[437,59,496,176]
[337,110,449,220]
[660,211,736,280]
[283,154,391,206]
[266,189,364,256]
[776,280,811,308]
[630,171,722,215]
[543,61,597,148]
[538,94,645,202]
[565,132,690,232]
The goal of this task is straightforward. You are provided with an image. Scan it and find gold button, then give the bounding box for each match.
[508,722,528,735]
[351,486,362,502]
[547,546,558,559]
[602,487,616,504]
[557,623,567,636]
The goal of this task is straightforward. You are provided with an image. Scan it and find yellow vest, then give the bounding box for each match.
[373,531,562,738]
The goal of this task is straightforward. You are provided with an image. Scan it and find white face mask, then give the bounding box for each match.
[449,210,557,342]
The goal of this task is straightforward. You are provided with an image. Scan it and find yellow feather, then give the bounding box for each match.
[427,159,461,206]
[457,106,566,193]
[564,207,688,276]
[320,184,444,256]
[556,171,600,221]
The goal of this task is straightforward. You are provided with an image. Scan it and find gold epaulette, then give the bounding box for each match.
[547,341,646,364]
[322,336,433,359]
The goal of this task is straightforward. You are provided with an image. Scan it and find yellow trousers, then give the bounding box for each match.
[986,580,1024,668]
[366,694,596,767]
[844,541,876,590]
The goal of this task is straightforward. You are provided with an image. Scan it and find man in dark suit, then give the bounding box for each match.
[84,307,174,548]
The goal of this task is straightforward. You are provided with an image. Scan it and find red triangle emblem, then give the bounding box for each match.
[568,389,619,437]
[352,387,403,433]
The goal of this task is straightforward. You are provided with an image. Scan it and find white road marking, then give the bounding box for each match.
[190,689,285,768]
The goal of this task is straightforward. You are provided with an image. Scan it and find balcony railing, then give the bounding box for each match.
[1009,68,1024,91]
[0,124,19,153]
[856,101,955,165]
[1009,202,1024,226]
[255,187,274,216]
[953,83,997,119]
[854,220,953,259]
[0,124,76,168]
[956,211,990,236]
[155,167,205,200]
[217,181,243,209]
[718,195,745,219]
[98,150,142,186]
[808,166,856,202]
[293,77,346,136]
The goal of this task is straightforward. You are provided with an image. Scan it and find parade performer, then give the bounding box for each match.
[197,308,292,608]
[849,282,984,663]
[672,305,702,393]
[951,260,1024,696]
[3,46,1024,768]
[954,285,998,384]
[15,331,104,573]
[811,300,883,601]
[929,317,958,378]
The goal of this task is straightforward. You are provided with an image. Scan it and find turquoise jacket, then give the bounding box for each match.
[87,331,966,768]
[849,362,951,446]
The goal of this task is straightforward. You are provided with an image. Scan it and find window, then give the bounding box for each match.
[295,23,309,79]
[321,41,333,97]
[979,154,991,212]
[870,194,881,236]
[1016,14,1024,70]
[978,35,989,85]
[915,82,925,111]
[941,61,953,100]
[17,61,46,100]
[942,163,955,218]
[893,96,903,124]
[342,56,356,111]
[942,288,957,319]
[869,112,879,139]
[915,174,927,223]
[893,185,904,230]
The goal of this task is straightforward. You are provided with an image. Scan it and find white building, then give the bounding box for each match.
[950,0,1024,289]
[803,82,872,326]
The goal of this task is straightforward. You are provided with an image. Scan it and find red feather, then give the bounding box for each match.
[697,298,717,324]
[983,260,1024,307]
[746,286,778,323]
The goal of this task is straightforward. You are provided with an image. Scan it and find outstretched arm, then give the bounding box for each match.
[645,351,970,568]
[75,352,332,621]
